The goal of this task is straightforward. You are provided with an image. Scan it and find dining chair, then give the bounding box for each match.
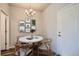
[38,38,51,56]
[14,36,33,56]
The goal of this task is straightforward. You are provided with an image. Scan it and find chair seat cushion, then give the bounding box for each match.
[39,44,47,50]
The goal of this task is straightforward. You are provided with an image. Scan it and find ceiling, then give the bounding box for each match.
[9,3,50,11]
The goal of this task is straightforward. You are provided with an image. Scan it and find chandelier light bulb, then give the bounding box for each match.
[29,9,33,12]
[31,12,34,16]
[25,9,28,13]
[33,11,36,14]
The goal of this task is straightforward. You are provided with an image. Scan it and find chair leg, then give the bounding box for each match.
[14,47,17,56]
[18,50,20,56]
[48,49,51,56]
[15,45,20,56]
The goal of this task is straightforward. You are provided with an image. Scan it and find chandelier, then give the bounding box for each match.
[25,4,36,17]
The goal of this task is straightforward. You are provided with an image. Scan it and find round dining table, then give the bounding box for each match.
[19,36,43,56]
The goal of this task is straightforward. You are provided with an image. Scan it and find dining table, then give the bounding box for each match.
[19,35,43,56]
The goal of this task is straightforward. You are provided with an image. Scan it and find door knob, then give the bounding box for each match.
[58,32,61,37]
[58,34,61,37]
[58,32,61,33]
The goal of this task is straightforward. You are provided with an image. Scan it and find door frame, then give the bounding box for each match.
[0,9,9,50]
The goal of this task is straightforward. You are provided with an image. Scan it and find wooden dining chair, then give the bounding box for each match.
[38,39,51,56]
[14,37,21,56]
[14,36,33,56]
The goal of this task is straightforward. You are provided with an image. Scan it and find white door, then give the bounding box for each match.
[0,11,6,50]
[57,4,79,56]
[0,10,9,50]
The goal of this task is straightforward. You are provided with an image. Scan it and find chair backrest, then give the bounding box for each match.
[41,39,51,48]
[16,36,21,44]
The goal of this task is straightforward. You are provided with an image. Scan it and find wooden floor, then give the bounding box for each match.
[1,48,16,56]
[1,48,55,56]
